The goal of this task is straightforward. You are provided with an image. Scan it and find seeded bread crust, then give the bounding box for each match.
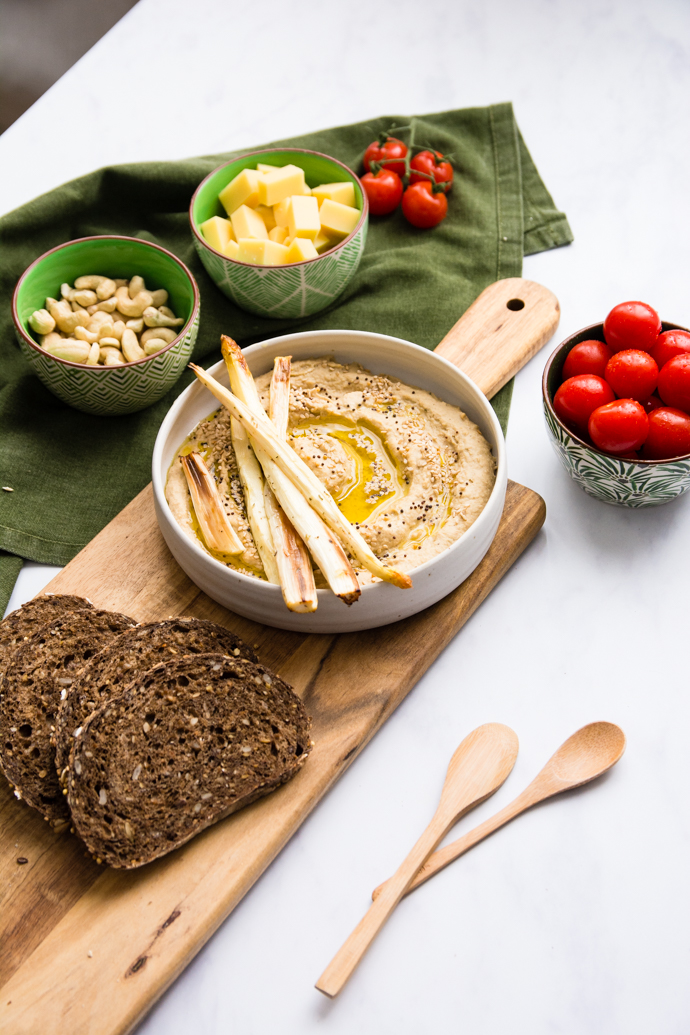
[0,608,136,824]
[67,653,312,868]
[55,618,259,777]
[0,594,94,681]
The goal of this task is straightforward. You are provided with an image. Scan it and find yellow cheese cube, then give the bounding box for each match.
[318,199,360,242]
[255,204,276,232]
[257,163,279,173]
[258,164,307,207]
[237,239,289,266]
[287,195,320,241]
[269,225,289,244]
[273,198,291,227]
[296,181,312,196]
[199,215,235,252]
[312,182,356,208]
[223,239,240,260]
[219,168,264,216]
[231,204,269,241]
[313,230,332,254]
[284,237,319,263]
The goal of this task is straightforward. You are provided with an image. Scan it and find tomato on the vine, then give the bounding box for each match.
[650,329,690,369]
[409,150,453,193]
[361,168,403,216]
[553,375,615,432]
[401,181,448,228]
[658,353,690,411]
[603,301,661,354]
[562,340,613,380]
[641,407,690,460]
[363,136,408,177]
[588,399,649,454]
[604,349,658,401]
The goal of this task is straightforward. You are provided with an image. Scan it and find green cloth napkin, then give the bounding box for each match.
[0,102,572,615]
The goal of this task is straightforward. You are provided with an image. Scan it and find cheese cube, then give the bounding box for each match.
[237,239,289,266]
[284,237,318,263]
[199,216,235,252]
[269,225,289,244]
[287,195,320,241]
[318,199,360,242]
[313,230,331,254]
[231,204,269,241]
[258,164,307,207]
[312,182,356,208]
[273,198,291,227]
[257,163,279,173]
[219,169,264,216]
[255,204,277,232]
[223,239,240,260]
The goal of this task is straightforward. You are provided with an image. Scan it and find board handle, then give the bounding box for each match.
[434,277,560,400]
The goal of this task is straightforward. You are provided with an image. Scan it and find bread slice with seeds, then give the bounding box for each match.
[55,618,259,777]
[0,594,94,681]
[0,608,136,824]
[67,653,312,868]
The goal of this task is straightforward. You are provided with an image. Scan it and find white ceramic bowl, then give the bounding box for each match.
[152,330,507,633]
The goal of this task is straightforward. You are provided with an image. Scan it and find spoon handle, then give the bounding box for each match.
[372,785,540,901]
[316,809,450,998]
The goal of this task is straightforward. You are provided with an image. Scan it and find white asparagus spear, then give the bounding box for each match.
[192,358,412,591]
[229,414,280,585]
[222,341,360,605]
[180,452,244,555]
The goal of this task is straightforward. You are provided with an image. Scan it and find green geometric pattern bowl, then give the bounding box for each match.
[190,149,368,320]
[542,321,690,507]
[13,236,200,417]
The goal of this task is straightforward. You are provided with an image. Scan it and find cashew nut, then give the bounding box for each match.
[113,278,128,288]
[87,311,111,331]
[115,285,153,318]
[98,337,121,349]
[96,322,117,341]
[74,325,100,344]
[43,340,92,363]
[128,275,146,298]
[40,331,64,350]
[121,328,146,362]
[143,306,184,328]
[61,282,74,301]
[126,317,144,334]
[149,288,168,307]
[143,337,169,356]
[97,296,118,313]
[29,309,56,335]
[100,346,125,366]
[86,304,99,315]
[86,342,101,366]
[47,299,90,334]
[141,326,177,345]
[111,320,125,341]
[74,289,98,308]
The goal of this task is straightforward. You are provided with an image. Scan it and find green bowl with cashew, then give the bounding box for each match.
[12,236,200,416]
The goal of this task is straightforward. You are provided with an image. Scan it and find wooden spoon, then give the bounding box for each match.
[372,721,626,902]
[315,722,519,998]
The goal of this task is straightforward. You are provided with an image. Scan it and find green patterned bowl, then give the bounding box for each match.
[190,148,368,319]
[543,321,690,507]
[12,236,200,416]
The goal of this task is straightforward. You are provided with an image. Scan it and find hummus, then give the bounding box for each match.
[166,359,496,585]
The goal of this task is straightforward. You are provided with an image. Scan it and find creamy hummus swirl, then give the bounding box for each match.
[166,359,496,585]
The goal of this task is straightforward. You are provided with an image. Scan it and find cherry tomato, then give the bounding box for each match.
[409,150,453,193]
[588,399,649,454]
[658,354,690,412]
[361,168,403,216]
[604,349,658,401]
[641,407,690,460]
[363,136,408,177]
[650,328,690,369]
[642,393,664,414]
[553,375,615,432]
[603,301,661,353]
[401,181,448,229]
[562,340,613,380]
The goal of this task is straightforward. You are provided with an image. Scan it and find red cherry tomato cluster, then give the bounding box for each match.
[553,301,690,461]
[361,134,453,228]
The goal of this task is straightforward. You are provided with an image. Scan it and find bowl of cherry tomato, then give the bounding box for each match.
[543,300,690,507]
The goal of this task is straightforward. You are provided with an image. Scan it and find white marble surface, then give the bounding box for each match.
[2,0,690,1031]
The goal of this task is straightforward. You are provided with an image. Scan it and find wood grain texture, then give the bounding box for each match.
[0,479,544,1034]
[436,278,560,398]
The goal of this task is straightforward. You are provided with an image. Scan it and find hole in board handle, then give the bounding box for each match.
[506,298,525,311]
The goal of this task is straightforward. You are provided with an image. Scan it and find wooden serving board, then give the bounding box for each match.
[0,278,558,1035]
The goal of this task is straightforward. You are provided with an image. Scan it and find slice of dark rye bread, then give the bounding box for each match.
[0,608,136,825]
[54,618,259,776]
[0,594,94,680]
[67,653,312,868]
